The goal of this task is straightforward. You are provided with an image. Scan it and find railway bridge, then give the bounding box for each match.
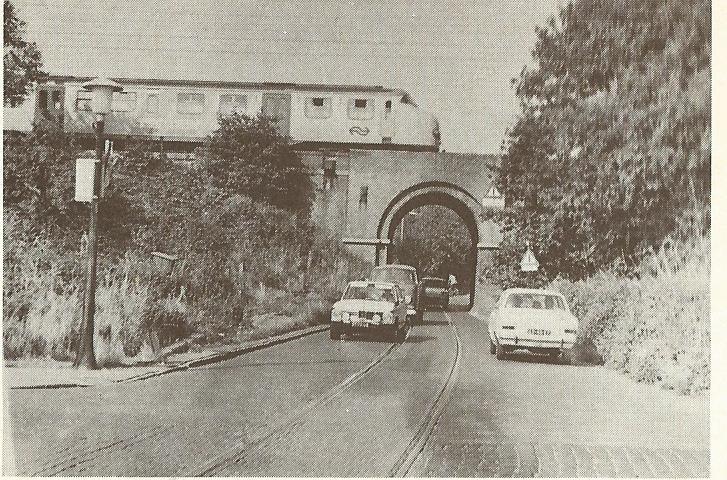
[302,149,503,299]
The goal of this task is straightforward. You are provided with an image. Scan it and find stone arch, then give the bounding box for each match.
[376,182,485,306]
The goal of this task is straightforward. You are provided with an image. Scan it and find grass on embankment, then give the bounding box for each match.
[552,233,709,395]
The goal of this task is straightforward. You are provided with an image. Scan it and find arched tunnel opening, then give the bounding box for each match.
[384,191,479,310]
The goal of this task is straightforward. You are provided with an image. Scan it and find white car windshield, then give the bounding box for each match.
[505,293,566,310]
[371,268,415,284]
[344,285,395,302]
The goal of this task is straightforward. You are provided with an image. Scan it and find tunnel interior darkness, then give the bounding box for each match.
[383,191,479,308]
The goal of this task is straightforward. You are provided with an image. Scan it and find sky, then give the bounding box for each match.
[14,0,561,153]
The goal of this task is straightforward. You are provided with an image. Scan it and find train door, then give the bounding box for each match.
[35,85,65,126]
[261,93,291,137]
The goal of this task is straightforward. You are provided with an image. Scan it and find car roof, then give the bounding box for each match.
[347,280,397,288]
[372,264,416,271]
[501,288,564,296]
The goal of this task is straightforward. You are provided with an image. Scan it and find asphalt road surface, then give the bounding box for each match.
[3,304,709,477]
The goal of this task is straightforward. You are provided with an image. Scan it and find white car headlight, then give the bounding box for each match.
[372,313,382,323]
[341,311,351,321]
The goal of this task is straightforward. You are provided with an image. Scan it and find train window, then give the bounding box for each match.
[112,92,137,112]
[38,90,48,111]
[76,91,92,111]
[347,98,374,120]
[146,93,159,114]
[305,97,332,119]
[177,92,205,114]
[219,94,247,115]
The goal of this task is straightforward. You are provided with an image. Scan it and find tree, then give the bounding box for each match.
[393,205,475,288]
[4,0,45,106]
[491,0,711,283]
[204,113,313,214]
[3,123,79,220]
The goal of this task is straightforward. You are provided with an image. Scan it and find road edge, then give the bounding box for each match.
[7,324,330,390]
[118,324,330,384]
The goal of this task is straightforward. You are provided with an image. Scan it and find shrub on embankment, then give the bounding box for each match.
[3,187,367,364]
[551,231,709,395]
[3,119,369,364]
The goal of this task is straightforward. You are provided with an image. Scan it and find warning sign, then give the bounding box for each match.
[482,185,505,208]
[520,244,539,272]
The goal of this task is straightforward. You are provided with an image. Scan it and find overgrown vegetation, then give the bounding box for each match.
[4,116,368,364]
[488,0,710,283]
[392,205,474,289]
[553,221,709,394]
[482,0,710,394]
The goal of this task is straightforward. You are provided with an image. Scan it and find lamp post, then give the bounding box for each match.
[74,78,123,369]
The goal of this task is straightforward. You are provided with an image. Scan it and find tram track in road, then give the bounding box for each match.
[11,329,401,477]
[180,333,407,477]
[389,312,462,477]
[192,312,462,478]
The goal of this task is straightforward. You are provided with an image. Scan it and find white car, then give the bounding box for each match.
[487,288,578,363]
[330,281,409,342]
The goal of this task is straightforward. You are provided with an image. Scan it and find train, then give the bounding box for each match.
[3,76,440,153]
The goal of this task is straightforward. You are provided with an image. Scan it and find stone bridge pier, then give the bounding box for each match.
[303,150,503,305]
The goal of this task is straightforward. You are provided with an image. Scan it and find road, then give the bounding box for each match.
[3,305,709,477]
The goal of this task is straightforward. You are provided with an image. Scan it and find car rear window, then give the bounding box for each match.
[505,293,565,310]
[343,284,395,302]
[371,267,415,284]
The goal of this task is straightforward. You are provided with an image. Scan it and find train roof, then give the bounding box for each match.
[43,75,414,99]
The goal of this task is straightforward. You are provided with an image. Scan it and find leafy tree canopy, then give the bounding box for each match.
[204,113,313,214]
[491,0,710,284]
[4,0,46,106]
[393,205,475,289]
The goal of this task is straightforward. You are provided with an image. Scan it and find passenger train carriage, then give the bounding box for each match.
[4,76,440,152]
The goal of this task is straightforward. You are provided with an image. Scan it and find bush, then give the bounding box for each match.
[550,233,709,395]
[204,113,313,214]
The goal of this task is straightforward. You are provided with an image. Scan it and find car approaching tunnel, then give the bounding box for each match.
[420,277,450,310]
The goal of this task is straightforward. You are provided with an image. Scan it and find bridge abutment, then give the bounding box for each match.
[303,149,503,299]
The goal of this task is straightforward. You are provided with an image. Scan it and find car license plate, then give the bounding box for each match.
[527,328,551,336]
[352,318,368,328]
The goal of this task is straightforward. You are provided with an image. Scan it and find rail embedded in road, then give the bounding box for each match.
[182,339,405,476]
[389,312,462,477]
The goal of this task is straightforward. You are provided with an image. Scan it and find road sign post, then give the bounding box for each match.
[519,241,539,287]
[520,241,539,272]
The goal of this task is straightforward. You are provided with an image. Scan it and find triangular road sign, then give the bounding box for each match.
[484,185,502,198]
[520,246,539,272]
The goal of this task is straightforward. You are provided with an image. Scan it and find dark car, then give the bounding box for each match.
[421,277,450,310]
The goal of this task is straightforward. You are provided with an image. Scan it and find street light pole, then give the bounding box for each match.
[74,78,122,369]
